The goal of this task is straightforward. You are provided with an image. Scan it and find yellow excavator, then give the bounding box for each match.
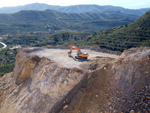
[68,45,89,59]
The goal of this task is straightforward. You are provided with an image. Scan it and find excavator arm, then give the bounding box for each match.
[70,45,81,53]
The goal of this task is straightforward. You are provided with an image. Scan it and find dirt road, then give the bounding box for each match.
[0,42,7,49]
[29,48,119,69]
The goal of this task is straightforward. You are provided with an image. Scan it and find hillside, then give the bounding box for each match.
[0,10,149,76]
[0,9,139,34]
[0,3,150,16]
[0,47,150,112]
[82,10,150,51]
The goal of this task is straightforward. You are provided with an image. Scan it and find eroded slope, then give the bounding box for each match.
[59,47,150,113]
[0,47,149,113]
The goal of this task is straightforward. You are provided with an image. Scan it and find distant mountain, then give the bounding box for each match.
[83,10,150,51]
[0,3,150,16]
[0,9,139,35]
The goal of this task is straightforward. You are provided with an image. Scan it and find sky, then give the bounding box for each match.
[0,0,150,9]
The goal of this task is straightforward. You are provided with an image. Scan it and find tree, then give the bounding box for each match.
[93,32,97,37]
[4,52,8,56]
[74,36,77,41]
[125,23,128,27]
[53,35,59,42]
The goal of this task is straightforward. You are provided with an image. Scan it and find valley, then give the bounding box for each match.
[0,9,150,76]
[0,10,139,35]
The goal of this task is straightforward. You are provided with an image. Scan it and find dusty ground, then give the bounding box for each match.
[29,48,119,69]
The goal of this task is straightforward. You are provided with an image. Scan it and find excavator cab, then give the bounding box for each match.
[69,45,89,59]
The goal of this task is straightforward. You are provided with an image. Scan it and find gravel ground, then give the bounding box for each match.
[29,48,119,69]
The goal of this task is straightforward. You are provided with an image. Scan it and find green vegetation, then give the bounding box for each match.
[0,10,139,35]
[3,31,91,47]
[0,48,17,76]
[0,63,15,76]
[80,10,150,51]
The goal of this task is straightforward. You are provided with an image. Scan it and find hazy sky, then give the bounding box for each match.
[0,0,149,9]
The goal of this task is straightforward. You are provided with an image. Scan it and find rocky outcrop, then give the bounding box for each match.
[107,47,150,112]
[59,47,150,113]
[0,47,150,113]
[0,48,88,113]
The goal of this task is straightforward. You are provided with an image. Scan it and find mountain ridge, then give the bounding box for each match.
[0,3,150,15]
[0,9,139,34]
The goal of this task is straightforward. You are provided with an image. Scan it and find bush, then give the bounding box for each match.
[0,63,15,76]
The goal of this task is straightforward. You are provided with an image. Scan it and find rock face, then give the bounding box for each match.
[105,47,150,112]
[0,48,87,113]
[0,47,150,113]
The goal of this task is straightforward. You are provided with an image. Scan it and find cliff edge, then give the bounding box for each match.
[0,47,150,113]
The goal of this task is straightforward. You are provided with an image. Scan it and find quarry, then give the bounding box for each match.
[29,48,119,69]
[0,47,150,113]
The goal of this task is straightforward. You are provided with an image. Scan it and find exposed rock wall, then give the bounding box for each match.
[107,47,150,112]
[59,47,150,113]
[0,48,88,113]
[0,47,150,113]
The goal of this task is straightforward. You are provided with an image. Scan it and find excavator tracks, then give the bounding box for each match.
[75,56,87,59]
